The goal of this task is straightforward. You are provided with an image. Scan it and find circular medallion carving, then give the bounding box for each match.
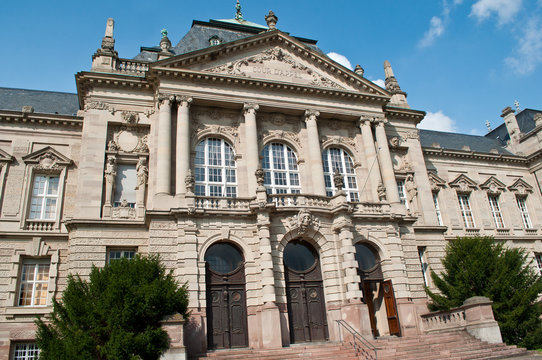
[117,130,139,152]
[232,292,241,302]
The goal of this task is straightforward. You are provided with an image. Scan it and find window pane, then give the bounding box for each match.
[262,143,301,194]
[47,176,59,195]
[18,260,50,307]
[14,343,40,360]
[205,243,244,274]
[323,148,358,201]
[113,164,137,206]
[195,139,237,197]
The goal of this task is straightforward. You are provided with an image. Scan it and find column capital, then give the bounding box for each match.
[304,109,320,123]
[374,117,388,126]
[157,93,175,107]
[175,95,193,107]
[243,103,259,114]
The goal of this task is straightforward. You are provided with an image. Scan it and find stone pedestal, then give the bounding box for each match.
[261,302,283,348]
[160,314,186,360]
[463,296,503,344]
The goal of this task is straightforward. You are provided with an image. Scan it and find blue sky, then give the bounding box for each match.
[1,0,540,135]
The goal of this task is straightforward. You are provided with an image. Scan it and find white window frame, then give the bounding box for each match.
[433,192,443,225]
[12,343,40,360]
[322,147,359,201]
[397,179,408,208]
[418,246,430,287]
[516,196,533,229]
[262,143,301,195]
[113,163,137,208]
[28,174,59,220]
[458,194,476,228]
[17,258,50,307]
[535,253,542,276]
[194,138,237,198]
[488,195,505,228]
[107,248,137,263]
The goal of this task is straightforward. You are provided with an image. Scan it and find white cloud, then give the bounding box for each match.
[419,16,446,47]
[372,79,386,88]
[505,17,542,74]
[326,52,353,70]
[419,111,457,132]
[470,0,523,25]
[469,128,484,135]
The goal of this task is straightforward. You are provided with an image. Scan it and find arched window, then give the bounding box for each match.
[194,138,237,197]
[322,148,359,201]
[262,143,301,194]
[204,242,244,274]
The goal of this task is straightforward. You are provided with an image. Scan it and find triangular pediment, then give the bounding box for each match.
[427,171,446,191]
[448,174,477,192]
[153,31,389,95]
[0,148,14,163]
[507,178,533,195]
[22,146,72,169]
[479,176,506,194]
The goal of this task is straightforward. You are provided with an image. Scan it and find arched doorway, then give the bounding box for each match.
[284,239,328,343]
[355,243,400,337]
[205,242,248,349]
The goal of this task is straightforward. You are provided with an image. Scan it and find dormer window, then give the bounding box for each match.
[209,36,222,46]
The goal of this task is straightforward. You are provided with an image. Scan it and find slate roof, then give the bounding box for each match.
[0,87,79,116]
[134,19,322,62]
[485,109,542,143]
[420,129,512,155]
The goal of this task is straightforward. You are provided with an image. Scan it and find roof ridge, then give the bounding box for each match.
[0,87,77,96]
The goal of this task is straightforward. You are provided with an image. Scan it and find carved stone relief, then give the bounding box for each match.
[260,129,301,148]
[320,135,357,152]
[84,100,115,114]
[285,209,321,235]
[192,123,239,146]
[107,125,149,153]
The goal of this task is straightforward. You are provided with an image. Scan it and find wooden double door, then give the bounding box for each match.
[285,250,328,343]
[206,264,248,349]
[362,279,400,337]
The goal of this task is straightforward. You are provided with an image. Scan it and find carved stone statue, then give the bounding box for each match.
[377,181,387,202]
[333,169,344,191]
[405,174,418,214]
[135,158,148,190]
[104,156,117,184]
[185,169,195,193]
[291,209,320,235]
[265,11,278,30]
[107,140,119,151]
[255,168,265,187]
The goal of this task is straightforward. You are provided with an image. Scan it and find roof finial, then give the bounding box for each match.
[235,0,243,20]
[265,10,278,30]
[485,120,492,132]
[514,99,521,112]
[383,60,409,108]
[100,18,115,53]
[161,28,168,38]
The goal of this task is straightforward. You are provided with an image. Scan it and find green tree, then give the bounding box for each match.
[36,255,188,360]
[427,236,542,349]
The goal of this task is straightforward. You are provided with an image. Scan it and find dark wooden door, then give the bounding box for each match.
[382,280,400,336]
[285,261,328,343]
[206,264,248,349]
[362,281,379,337]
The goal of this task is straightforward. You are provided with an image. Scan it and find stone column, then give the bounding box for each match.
[334,216,362,300]
[304,110,326,196]
[156,95,173,195]
[175,96,193,195]
[359,118,382,202]
[244,103,260,196]
[374,119,400,205]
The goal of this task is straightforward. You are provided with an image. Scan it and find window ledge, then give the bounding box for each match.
[25,219,56,231]
[5,306,52,319]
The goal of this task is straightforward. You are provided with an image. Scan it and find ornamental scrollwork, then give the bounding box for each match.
[286,209,320,235]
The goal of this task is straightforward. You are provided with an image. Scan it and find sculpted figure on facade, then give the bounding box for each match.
[135,158,148,190]
[185,169,195,194]
[333,169,344,191]
[255,168,265,188]
[377,181,387,202]
[104,156,117,184]
[405,174,418,215]
[293,209,320,235]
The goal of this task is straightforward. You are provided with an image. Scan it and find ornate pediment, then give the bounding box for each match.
[204,46,347,90]
[507,178,533,195]
[448,174,477,193]
[22,146,73,170]
[0,148,14,163]
[428,171,446,191]
[479,176,506,194]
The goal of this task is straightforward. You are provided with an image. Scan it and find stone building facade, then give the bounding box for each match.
[0,9,541,360]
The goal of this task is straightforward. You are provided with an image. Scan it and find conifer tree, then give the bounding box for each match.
[36,255,188,360]
[427,236,542,349]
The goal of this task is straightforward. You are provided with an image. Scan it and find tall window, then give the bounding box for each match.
[29,175,59,219]
[194,138,237,197]
[516,197,532,229]
[12,343,40,360]
[433,193,443,225]
[108,248,136,263]
[418,246,429,287]
[488,195,505,228]
[535,253,542,276]
[322,148,359,201]
[18,259,50,307]
[113,164,137,208]
[397,180,407,208]
[458,194,475,228]
[262,143,301,194]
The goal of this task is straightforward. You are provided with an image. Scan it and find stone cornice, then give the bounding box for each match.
[384,106,426,123]
[422,147,527,164]
[0,110,83,128]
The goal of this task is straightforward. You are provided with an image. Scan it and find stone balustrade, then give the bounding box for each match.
[420,296,503,344]
[194,196,251,210]
[268,194,332,209]
[116,59,149,75]
[25,219,55,231]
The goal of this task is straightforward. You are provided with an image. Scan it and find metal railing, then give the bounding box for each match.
[336,320,377,360]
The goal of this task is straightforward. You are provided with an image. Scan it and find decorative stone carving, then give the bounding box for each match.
[107,140,119,151]
[23,147,73,172]
[265,10,278,30]
[185,169,195,194]
[121,111,139,124]
[428,171,447,192]
[389,136,401,148]
[192,124,239,145]
[206,47,344,90]
[36,153,59,170]
[320,135,357,153]
[480,176,506,195]
[333,170,344,191]
[260,129,301,148]
[449,174,477,193]
[84,100,115,114]
[112,199,136,219]
[535,113,542,127]
[104,156,117,184]
[108,126,149,153]
[507,178,533,195]
[243,103,259,114]
[377,181,387,202]
[255,168,265,187]
[287,209,320,235]
[398,154,412,172]
[135,158,148,190]
[406,130,420,140]
[405,174,418,215]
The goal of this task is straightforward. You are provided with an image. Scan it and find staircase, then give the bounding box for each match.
[192,331,541,360]
[375,331,536,360]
